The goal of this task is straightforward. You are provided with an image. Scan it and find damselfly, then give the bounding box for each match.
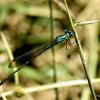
[0,29,75,85]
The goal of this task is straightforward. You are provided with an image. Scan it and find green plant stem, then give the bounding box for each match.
[63,0,97,100]
[81,23,99,100]
[48,0,59,100]
[0,32,19,85]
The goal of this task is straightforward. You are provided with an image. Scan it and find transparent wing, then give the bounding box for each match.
[0,42,53,86]
[8,42,51,68]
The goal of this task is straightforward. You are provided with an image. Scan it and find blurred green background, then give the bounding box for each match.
[0,0,100,100]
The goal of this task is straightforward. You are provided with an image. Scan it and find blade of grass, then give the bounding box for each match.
[0,78,100,97]
[81,22,99,100]
[48,0,59,100]
[63,0,97,100]
[0,32,19,85]
[74,19,100,27]
[0,86,7,100]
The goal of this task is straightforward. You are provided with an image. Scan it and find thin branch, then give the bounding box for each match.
[0,86,7,100]
[48,0,59,100]
[63,0,97,100]
[0,32,19,85]
[0,78,100,97]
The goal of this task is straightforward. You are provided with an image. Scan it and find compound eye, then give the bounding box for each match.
[69,31,74,37]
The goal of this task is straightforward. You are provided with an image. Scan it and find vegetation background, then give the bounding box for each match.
[0,0,100,100]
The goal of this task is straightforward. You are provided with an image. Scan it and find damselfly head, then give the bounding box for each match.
[64,29,74,37]
[68,31,74,37]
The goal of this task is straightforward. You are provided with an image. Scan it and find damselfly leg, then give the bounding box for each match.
[65,34,77,50]
[0,29,75,85]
